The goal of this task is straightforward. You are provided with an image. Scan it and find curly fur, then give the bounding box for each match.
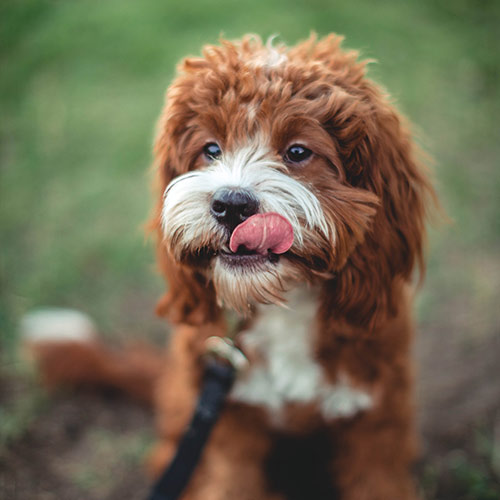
[148,33,436,499]
[30,34,436,500]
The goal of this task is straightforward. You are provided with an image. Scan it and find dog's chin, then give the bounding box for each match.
[211,252,303,315]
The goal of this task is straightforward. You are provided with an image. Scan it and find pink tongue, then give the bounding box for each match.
[229,213,294,255]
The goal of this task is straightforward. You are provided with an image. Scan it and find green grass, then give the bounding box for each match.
[421,423,500,500]
[1,0,498,343]
[1,0,499,496]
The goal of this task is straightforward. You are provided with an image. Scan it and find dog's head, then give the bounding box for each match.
[151,35,434,326]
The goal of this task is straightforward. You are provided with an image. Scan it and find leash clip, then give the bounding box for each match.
[204,336,249,373]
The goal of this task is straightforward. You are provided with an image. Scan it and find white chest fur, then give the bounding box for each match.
[230,286,373,422]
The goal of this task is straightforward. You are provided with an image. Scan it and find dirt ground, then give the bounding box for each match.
[1,321,499,500]
[415,321,500,499]
[0,389,153,500]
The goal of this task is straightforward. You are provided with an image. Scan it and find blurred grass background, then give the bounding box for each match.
[1,0,499,498]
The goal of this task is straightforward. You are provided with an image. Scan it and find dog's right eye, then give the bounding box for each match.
[203,143,222,161]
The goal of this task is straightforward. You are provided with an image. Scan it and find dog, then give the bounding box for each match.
[27,34,436,499]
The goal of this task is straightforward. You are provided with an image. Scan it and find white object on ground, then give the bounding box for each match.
[20,308,96,344]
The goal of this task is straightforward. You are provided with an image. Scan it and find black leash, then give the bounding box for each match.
[147,337,247,500]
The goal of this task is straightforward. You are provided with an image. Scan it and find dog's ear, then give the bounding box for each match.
[149,112,221,326]
[323,81,437,329]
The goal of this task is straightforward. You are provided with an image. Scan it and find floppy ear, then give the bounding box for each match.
[322,85,436,329]
[149,110,221,326]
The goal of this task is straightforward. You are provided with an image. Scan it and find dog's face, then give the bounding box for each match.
[154,35,432,321]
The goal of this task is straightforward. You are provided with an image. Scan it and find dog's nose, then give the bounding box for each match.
[210,188,259,231]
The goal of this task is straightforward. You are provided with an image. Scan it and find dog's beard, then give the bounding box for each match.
[211,255,304,314]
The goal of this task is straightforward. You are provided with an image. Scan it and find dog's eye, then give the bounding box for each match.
[203,143,222,161]
[284,144,313,165]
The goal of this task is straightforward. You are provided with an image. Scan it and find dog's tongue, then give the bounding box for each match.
[229,213,294,255]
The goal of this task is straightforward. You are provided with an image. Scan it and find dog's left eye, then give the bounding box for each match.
[203,143,222,161]
[283,144,313,165]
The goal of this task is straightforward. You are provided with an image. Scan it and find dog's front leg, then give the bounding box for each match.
[178,405,284,500]
[330,387,419,500]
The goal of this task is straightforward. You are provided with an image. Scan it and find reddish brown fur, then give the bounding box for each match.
[29,340,164,405]
[32,34,436,499]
